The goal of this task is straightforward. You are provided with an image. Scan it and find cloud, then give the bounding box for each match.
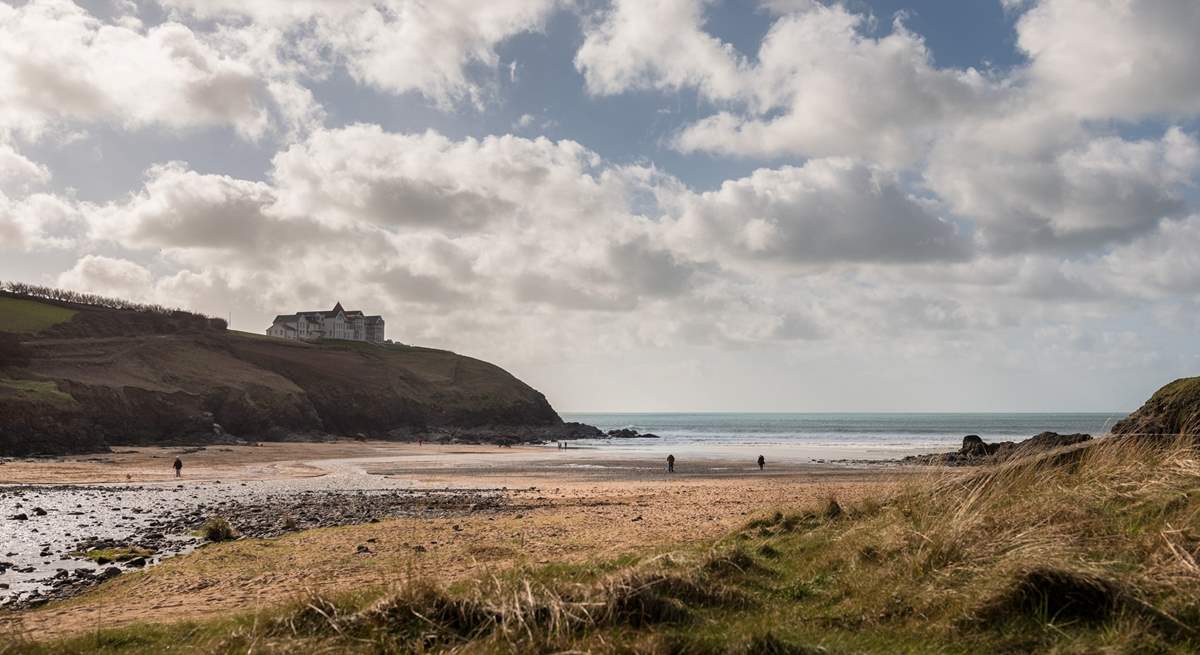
[1017,0,1200,119]
[575,0,747,101]
[158,0,562,108]
[0,0,277,140]
[666,158,970,265]
[929,124,1200,251]
[0,141,50,194]
[0,189,88,250]
[579,1,995,166]
[1100,214,1200,299]
[56,254,154,299]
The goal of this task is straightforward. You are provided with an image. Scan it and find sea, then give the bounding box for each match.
[560,412,1127,461]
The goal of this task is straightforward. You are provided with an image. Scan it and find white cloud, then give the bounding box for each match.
[575,0,747,101]
[680,6,995,166]
[1100,214,1200,299]
[929,124,1199,251]
[159,0,562,108]
[56,254,154,299]
[0,141,50,194]
[666,158,970,265]
[0,189,88,250]
[1017,0,1200,119]
[579,1,995,166]
[0,0,278,140]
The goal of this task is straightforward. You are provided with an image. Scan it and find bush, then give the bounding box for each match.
[202,517,237,542]
[0,332,29,368]
[1,281,221,327]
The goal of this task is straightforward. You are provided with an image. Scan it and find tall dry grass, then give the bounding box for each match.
[841,434,1200,640]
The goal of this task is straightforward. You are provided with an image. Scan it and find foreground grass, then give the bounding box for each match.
[0,297,76,334]
[7,437,1200,654]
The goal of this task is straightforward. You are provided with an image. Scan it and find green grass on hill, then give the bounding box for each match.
[0,297,76,334]
[0,378,75,404]
[7,437,1200,655]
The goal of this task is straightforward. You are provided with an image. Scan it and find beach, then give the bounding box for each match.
[0,441,902,640]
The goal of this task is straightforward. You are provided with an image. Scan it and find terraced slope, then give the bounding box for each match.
[0,295,575,455]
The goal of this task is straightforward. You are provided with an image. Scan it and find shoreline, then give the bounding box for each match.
[0,441,907,638]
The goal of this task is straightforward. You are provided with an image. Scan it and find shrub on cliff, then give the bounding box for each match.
[0,332,29,368]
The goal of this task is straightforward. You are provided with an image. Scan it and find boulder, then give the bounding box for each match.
[960,435,988,457]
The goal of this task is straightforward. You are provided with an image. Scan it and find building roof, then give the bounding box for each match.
[272,304,383,325]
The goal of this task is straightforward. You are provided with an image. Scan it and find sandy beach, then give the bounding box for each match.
[0,441,904,640]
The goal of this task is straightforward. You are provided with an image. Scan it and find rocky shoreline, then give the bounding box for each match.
[1,482,506,610]
[897,431,1093,466]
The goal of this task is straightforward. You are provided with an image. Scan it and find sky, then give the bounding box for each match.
[1,0,1199,413]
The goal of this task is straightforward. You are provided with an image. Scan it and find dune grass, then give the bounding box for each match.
[0,297,76,334]
[7,436,1200,654]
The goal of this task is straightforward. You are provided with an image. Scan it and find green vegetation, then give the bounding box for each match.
[8,437,1200,654]
[200,517,238,543]
[0,297,75,334]
[67,547,155,564]
[0,378,75,404]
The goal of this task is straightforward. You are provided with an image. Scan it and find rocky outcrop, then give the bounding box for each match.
[904,432,1093,466]
[0,299,589,456]
[605,428,661,439]
[1112,377,1200,439]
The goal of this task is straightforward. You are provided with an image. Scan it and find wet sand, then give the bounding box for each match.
[1,441,909,641]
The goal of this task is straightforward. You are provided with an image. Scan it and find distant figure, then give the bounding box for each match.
[757,455,765,471]
[666,454,675,473]
[173,457,183,478]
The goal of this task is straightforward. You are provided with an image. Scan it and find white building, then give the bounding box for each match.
[266,302,385,343]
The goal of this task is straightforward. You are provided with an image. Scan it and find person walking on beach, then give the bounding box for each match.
[757,455,765,471]
[666,454,675,473]
[173,457,183,478]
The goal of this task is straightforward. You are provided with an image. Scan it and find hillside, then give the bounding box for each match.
[0,292,583,456]
[1112,376,1200,438]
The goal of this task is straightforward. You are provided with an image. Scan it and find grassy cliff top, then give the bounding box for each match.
[0,296,76,334]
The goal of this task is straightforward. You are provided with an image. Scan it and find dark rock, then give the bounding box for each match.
[607,428,639,438]
[125,557,147,568]
[10,513,27,521]
[907,431,1092,467]
[1013,432,1091,455]
[32,507,47,516]
[99,566,121,580]
[960,435,988,457]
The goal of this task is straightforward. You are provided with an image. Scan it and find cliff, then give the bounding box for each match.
[1111,376,1200,439]
[0,293,591,456]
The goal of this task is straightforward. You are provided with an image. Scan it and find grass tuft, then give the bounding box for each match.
[201,517,238,543]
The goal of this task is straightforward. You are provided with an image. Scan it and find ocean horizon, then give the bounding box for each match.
[560,411,1127,459]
